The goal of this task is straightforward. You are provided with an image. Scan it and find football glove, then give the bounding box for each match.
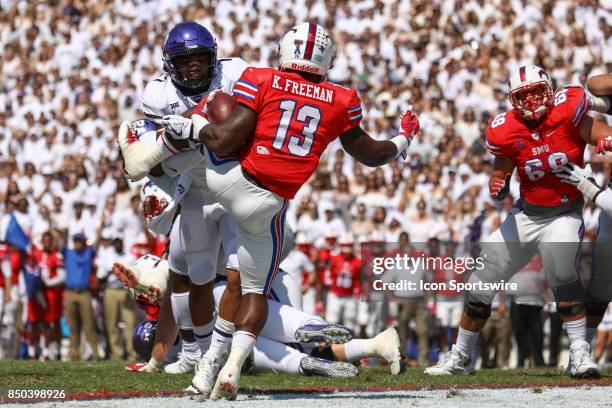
[117,120,175,181]
[596,136,612,155]
[555,163,604,202]
[490,174,511,201]
[160,115,200,148]
[392,108,420,159]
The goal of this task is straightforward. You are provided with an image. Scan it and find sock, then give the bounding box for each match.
[343,339,370,362]
[28,345,36,358]
[170,292,193,329]
[193,319,215,353]
[148,356,163,369]
[455,327,479,356]
[181,338,201,363]
[49,342,59,359]
[565,316,587,347]
[204,317,235,360]
[224,331,257,371]
[586,327,597,344]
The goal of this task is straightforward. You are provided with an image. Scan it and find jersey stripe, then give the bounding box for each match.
[303,22,317,60]
[236,80,258,91]
[233,89,255,100]
[347,104,361,113]
[349,114,363,122]
[519,66,526,82]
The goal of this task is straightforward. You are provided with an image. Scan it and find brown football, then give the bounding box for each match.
[207,91,236,124]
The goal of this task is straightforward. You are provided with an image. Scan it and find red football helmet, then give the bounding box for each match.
[508,65,553,121]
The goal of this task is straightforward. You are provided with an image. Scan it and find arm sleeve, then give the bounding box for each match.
[340,89,363,134]
[231,67,264,112]
[141,82,167,123]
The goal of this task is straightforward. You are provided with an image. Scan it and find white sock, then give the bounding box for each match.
[455,327,479,355]
[28,345,36,358]
[225,331,256,370]
[586,327,597,344]
[181,339,201,363]
[565,316,587,347]
[252,336,304,374]
[204,317,235,360]
[344,339,371,362]
[49,342,59,359]
[170,292,193,329]
[193,320,215,353]
[148,356,163,369]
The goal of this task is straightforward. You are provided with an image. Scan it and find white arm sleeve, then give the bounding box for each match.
[595,188,612,216]
[147,174,180,196]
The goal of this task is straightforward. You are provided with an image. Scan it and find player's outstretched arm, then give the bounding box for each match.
[340,110,420,166]
[579,116,612,153]
[556,163,612,215]
[194,104,257,156]
[587,74,612,98]
[339,126,400,166]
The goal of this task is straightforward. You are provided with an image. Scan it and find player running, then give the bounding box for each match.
[425,65,612,378]
[148,22,419,399]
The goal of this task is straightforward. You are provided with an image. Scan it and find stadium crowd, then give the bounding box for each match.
[0,0,611,368]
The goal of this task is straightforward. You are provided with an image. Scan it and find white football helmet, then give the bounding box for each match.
[508,65,553,121]
[278,22,334,77]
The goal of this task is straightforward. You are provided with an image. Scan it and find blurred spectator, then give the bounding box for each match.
[63,233,98,361]
[480,292,512,369]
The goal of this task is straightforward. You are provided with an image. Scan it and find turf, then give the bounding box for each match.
[0,361,610,396]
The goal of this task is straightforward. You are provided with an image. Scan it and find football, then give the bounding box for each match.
[206,91,236,123]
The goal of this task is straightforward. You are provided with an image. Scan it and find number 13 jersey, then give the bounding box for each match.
[486,86,589,207]
[232,67,362,199]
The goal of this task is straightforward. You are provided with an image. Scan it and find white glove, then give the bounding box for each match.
[555,163,604,202]
[160,115,199,147]
[117,120,175,181]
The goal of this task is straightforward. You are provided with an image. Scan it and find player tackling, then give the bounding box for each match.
[425,65,612,378]
[121,22,419,400]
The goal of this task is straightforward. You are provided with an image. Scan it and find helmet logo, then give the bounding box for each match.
[294,40,304,57]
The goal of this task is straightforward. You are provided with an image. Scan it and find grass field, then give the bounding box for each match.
[1,360,611,400]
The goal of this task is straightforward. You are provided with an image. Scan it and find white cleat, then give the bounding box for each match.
[210,365,240,401]
[566,341,601,379]
[164,353,197,374]
[191,355,222,396]
[424,345,474,376]
[371,326,405,374]
[300,356,358,377]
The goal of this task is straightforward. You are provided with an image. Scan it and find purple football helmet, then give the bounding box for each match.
[163,22,217,91]
[132,320,157,361]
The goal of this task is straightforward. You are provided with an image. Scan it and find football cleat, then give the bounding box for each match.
[125,362,160,373]
[192,355,222,396]
[424,345,474,376]
[164,353,197,374]
[181,384,202,398]
[566,341,601,379]
[210,364,240,401]
[294,323,353,344]
[370,326,405,375]
[300,356,358,377]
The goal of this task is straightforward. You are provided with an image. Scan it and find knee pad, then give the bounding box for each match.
[556,302,586,317]
[464,300,491,320]
[586,302,609,317]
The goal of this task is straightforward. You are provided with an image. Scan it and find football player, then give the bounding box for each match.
[425,66,612,378]
[555,72,612,351]
[128,22,419,400]
[134,21,249,375]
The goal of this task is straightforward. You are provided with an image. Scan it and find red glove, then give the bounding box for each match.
[398,110,420,159]
[490,174,511,201]
[596,136,612,155]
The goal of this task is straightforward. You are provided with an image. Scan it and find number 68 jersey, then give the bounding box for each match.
[231,67,363,199]
[486,86,589,207]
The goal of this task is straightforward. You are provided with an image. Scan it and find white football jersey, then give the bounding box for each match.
[141,57,248,191]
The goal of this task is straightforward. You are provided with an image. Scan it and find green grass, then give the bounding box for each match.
[0,361,610,395]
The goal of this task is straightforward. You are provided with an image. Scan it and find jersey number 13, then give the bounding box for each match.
[272,99,321,157]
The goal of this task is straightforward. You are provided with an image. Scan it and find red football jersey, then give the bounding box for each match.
[329,254,361,297]
[232,67,363,199]
[31,247,63,285]
[0,244,21,287]
[486,86,589,207]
